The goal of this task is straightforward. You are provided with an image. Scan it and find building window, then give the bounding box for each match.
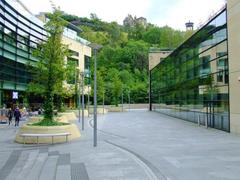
[68,49,79,57]
[67,57,78,84]
[217,70,223,82]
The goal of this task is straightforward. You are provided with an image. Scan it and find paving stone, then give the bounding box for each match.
[56,165,71,180]
[18,150,39,180]
[39,155,59,180]
[25,152,48,180]
[48,150,59,156]
[57,153,70,165]
[0,150,22,180]
[5,151,29,180]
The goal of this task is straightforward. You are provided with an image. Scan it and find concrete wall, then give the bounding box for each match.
[227,0,240,133]
[62,36,91,94]
[148,51,171,70]
[62,36,91,73]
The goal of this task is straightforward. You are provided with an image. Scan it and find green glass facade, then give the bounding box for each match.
[0,0,47,107]
[150,9,229,131]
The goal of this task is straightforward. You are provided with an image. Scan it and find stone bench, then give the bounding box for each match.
[20,132,71,144]
[0,115,7,123]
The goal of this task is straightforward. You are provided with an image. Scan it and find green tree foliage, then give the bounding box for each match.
[96,71,105,103]
[61,13,193,105]
[28,10,68,122]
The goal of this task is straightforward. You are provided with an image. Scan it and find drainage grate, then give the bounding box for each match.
[49,151,59,156]
[71,163,89,180]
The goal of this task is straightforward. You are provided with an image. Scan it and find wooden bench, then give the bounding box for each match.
[20,132,71,144]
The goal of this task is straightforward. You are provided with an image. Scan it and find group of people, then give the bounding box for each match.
[7,107,21,126]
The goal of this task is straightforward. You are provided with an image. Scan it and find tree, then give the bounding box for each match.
[61,12,189,105]
[112,75,122,107]
[143,26,162,45]
[96,71,105,103]
[28,10,68,123]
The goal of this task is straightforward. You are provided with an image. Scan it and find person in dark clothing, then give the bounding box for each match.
[14,107,21,126]
[7,108,13,125]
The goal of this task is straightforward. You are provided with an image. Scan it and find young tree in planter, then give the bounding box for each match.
[28,10,68,123]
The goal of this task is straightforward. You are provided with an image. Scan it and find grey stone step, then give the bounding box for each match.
[5,151,29,180]
[25,152,48,180]
[17,150,39,180]
[39,155,59,180]
[56,165,71,180]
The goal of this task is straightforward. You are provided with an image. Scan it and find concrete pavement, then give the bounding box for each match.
[1,110,240,179]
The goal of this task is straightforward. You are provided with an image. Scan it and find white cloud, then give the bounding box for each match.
[160,0,226,30]
[20,0,225,30]
[21,0,151,24]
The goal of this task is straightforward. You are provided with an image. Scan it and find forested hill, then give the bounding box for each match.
[61,13,192,105]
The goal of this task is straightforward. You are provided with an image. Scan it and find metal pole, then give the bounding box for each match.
[128,91,130,111]
[221,115,224,130]
[88,85,90,117]
[81,73,84,130]
[205,106,208,129]
[122,91,123,112]
[93,49,97,147]
[103,91,104,114]
[78,73,81,123]
[198,114,200,126]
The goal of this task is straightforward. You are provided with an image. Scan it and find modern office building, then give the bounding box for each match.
[0,0,91,108]
[150,0,240,134]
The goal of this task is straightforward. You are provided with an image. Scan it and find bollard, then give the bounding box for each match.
[221,116,224,129]
[198,115,200,126]
[205,116,208,129]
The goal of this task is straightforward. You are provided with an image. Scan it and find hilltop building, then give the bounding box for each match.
[123,14,147,28]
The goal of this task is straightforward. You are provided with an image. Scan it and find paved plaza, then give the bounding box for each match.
[1,110,240,179]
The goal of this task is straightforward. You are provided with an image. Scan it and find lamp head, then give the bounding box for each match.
[89,43,102,50]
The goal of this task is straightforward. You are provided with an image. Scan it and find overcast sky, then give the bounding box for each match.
[20,0,226,30]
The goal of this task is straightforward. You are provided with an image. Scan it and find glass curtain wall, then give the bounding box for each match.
[0,0,47,106]
[150,9,229,132]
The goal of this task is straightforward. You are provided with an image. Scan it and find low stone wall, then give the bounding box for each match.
[108,107,127,112]
[15,112,80,144]
[88,108,108,114]
[70,110,89,117]
[58,112,77,122]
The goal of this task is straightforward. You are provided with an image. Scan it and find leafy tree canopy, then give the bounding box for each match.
[62,13,193,106]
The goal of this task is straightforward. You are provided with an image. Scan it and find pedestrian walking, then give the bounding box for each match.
[14,107,21,127]
[7,108,13,125]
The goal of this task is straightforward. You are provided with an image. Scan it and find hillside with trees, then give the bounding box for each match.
[61,13,193,105]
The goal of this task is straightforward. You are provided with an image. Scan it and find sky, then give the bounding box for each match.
[20,0,226,30]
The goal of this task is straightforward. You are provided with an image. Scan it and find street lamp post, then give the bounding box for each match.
[77,70,81,123]
[87,85,90,117]
[89,43,102,147]
[128,91,130,111]
[81,72,85,130]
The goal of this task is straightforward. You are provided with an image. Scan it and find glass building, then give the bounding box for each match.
[150,8,229,132]
[0,0,91,108]
[0,0,47,107]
